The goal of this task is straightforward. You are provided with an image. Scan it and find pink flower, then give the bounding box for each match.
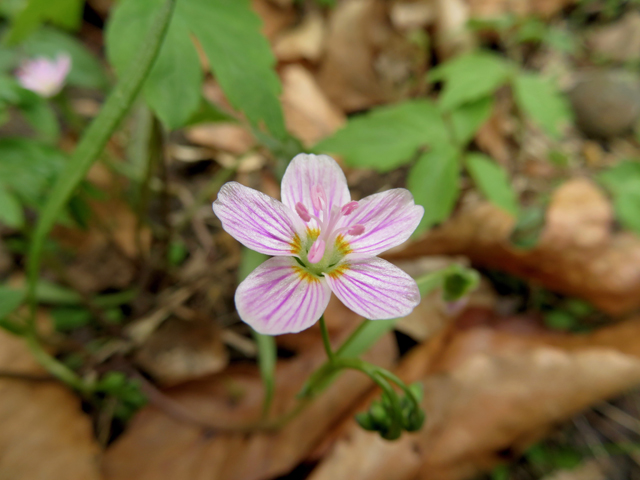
[16,53,72,98]
[213,154,424,335]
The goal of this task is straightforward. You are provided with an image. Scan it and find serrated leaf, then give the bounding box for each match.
[408,143,460,235]
[4,0,83,44]
[23,27,108,90]
[315,99,448,172]
[513,72,571,139]
[106,0,285,135]
[0,184,25,228]
[429,51,512,111]
[106,0,202,129]
[466,153,519,216]
[450,96,494,145]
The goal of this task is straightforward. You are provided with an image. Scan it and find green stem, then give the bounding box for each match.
[24,333,91,394]
[22,0,176,388]
[319,315,335,362]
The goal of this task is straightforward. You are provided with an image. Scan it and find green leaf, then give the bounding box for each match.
[598,160,640,234]
[106,0,286,135]
[17,89,60,143]
[181,0,286,138]
[450,96,494,146]
[106,0,202,129]
[4,0,84,44]
[429,51,512,111]
[0,138,65,207]
[513,72,571,139]
[23,27,109,90]
[0,286,25,319]
[465,153,519,216]
[0,184,24,228]
[408,143,460,235]
[315,99,448,172]
[51,306,92,331]
[186,97,234,126]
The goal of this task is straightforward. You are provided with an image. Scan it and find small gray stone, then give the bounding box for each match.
[569,71,640,139]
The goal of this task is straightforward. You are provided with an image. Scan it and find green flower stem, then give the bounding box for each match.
[22,0,176,389]
[319,315,335,362]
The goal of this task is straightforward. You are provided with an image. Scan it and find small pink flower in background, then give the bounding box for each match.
[213,153,424,335]
[16,53,72,98]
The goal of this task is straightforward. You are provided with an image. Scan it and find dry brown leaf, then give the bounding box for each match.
[185,123,256,155]
[103,321,396,480]
[387,179,640,314]
[134,317,229,387]
[316,0,426,112]
[281,65,346,147]
[465,0,577,19]
[274,10,325,62]
[0,331,102,480]
[310,316,640,480]
[251,0,297,41]
[587,12,640,63]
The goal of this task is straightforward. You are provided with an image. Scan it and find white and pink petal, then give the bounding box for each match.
[281,153,350,228]
[235,257,331,335]
[213,182,305,257]
[339,189,423,256]
[325,257,420,320]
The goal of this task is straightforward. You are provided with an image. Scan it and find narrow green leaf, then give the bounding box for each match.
[27,0,177,319]
[315,99,448,172]
[408,143,460,235]
[429,51,512,111]
[450,96,494,146]
[238,247,275,418]
[51,306,92,331]
[466,153,519,216]
[4,0,83,44]
[0,185,24,228]
[513,72,571,139]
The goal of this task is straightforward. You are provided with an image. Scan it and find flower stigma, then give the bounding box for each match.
[293,184,365,274]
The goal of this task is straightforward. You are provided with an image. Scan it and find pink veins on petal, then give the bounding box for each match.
[212,153,425,335]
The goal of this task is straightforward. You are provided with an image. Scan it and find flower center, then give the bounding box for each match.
[294,185,365,273]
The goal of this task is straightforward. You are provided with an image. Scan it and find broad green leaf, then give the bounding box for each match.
[315,99,448,172]
[23,27,109,90]
[429,51,512,111]
[408,143,460,235]
[4,0,83,44]
[450,96,494,146]
[180,0,286,138]
[18,89,60,143]
[106,0,286,135]
[513,72,571,139]
[598,160,640,234]
[186,97,234,126]
[106,0,202,129]
[465,153,519,216]
[0,184,24,228]
[0,138,65,207]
